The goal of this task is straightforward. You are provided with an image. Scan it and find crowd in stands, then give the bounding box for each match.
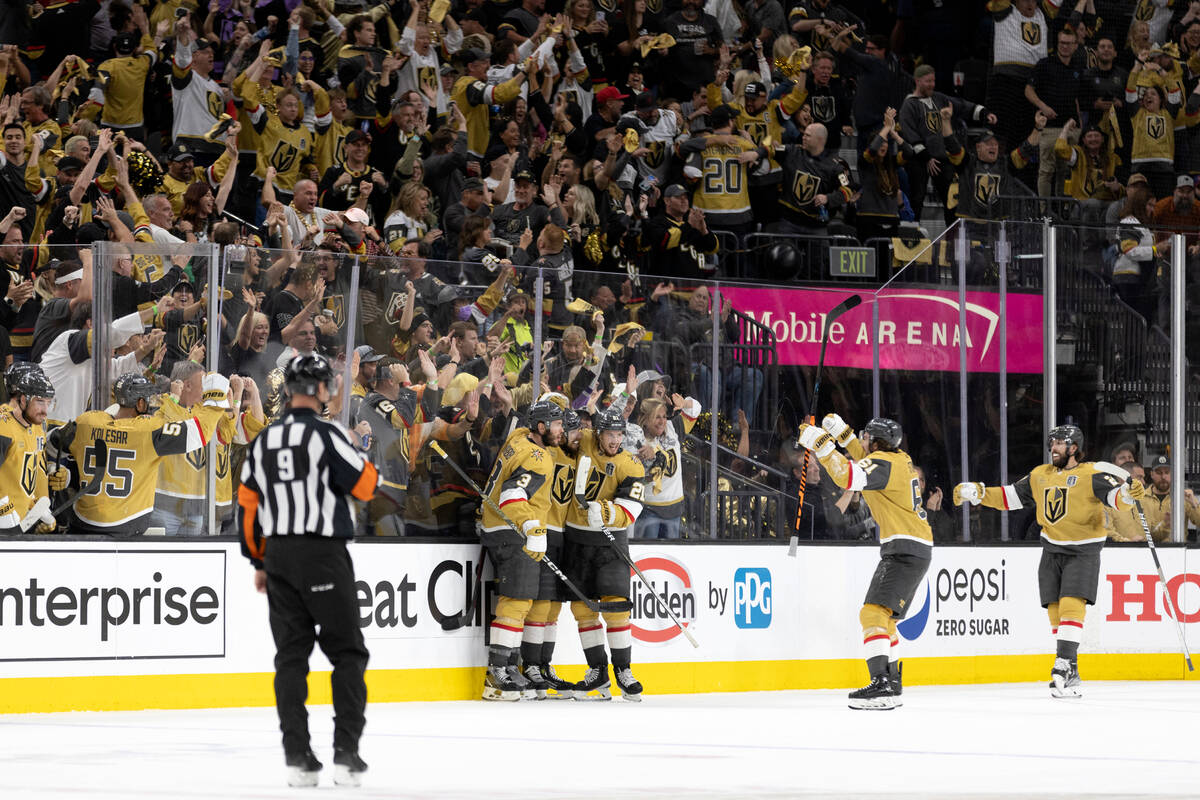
[2,0,1199,540]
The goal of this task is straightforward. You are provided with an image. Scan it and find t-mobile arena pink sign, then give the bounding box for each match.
[716,287,1044,373]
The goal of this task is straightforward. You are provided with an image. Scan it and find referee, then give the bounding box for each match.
[239,354,379,788]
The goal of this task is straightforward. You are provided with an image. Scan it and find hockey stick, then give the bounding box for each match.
[1132,499,1194,672]
[49,439,108,520]
[428,441,632,615]
[790,294,862,557]
[574,455,700,648]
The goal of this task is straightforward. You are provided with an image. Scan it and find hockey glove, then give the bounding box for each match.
[952,482,985,506]
[587,499,619,528]
[797,424,835,458]
[821,413,854,447]
[48,469,68,492]
[522,519,547,562]
[1120,478,1146,504]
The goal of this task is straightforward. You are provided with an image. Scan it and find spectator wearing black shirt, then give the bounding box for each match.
[662,0,723,101]
[1084,37,1128,126]
[806,51,853,153]
[1026,27,1084,196]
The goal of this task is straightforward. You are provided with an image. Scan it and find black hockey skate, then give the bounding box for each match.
[888,661,903,707]
[1049,657,1082,699]
[847,674,896,710]
[333,749,368,787]
[482,665,522,701]
[285,749,323,787]
[613,666,643,702]
[573,665,612,701]
[507,665,536,700]
[540,664,575,700]
[521,664,549,700]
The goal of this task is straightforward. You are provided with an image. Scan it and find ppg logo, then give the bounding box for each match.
[733,568,772,629]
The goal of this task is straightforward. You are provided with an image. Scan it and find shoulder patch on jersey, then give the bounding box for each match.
[1094,461,1130,481]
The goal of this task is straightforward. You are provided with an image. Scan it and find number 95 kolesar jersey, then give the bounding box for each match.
[69,407,223,531]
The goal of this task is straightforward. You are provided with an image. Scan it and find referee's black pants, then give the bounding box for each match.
[265,536,368,759]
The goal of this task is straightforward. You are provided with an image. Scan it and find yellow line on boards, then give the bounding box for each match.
[0,654,1193,714]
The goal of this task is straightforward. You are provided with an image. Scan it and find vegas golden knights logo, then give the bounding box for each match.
[186,447,206,471]
[1021,21,1041,46]
[974,173,1000,205]
[1044,486,1068,524]
[551,463,575,505]
[216,447,230,479]
[1135,0,1153,21]
[1083,171,1096,196]
[418,66,438,99]
[644,0,661,13]
[324,294,346,328]
[581,467,604,502]
[20,451,38,496]
[269,140,299,173]
[177,324,199,356]
[792,172,819,204]
[812,96,835,123]
[1147,116,1165,139]
[744,121,767,145]
[925,109,940,133]
[643,140,665,167]
[207,91,223,120]
[335,133,347,167]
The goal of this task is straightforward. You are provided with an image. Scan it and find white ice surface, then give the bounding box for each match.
[2,681,1197,799]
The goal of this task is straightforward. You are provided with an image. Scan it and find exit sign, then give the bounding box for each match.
[829,247,876,277]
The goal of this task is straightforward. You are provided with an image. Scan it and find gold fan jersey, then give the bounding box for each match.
[69,407,223,533]
[818,446,932,556]
[170,49,224,145]
[547,444,579,533]
[480,427,554,535]
[1128,107,1176,165]
[155,398,264,507]
[686,135,758,226]
[230,72,264,156]
[706,81,807,180]
[161,148,233,216]
[0,411,47,524]
[241,81,317,192]
[980,461,1132,553]
[314,109,352,175]
[564,429,646,537]
[452,73,524,157]
[89,36,158,129]
[1053,139,1117,201]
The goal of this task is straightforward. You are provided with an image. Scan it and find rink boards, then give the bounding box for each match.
[0,540,1196,712]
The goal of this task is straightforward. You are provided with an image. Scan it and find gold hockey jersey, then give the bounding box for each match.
[565,429,646,534]
[155,397,265,507]
[981,461,1131,552]
[69,407,223,531]
[0,410,47,524]
[547,444,578,533]
[819,446,932,555]
[692,136,757,222]
[480,427,554,534]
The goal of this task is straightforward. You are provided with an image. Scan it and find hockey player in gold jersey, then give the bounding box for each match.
[800,415,931,710]
[519,404,583,700]
[478,400,562,701]
[0,364,55,533]
[563,406,647,701]
[954,424,1145,699]
[64,372,224,535]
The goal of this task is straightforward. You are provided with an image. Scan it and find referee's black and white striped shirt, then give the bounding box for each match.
[239,407,379,564]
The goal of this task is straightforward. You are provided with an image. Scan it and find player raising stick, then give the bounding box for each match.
[799,414,932,710]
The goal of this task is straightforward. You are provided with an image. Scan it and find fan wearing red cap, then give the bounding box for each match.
[584,86,630,143]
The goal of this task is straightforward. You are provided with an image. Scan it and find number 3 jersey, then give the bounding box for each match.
[480,427,554,535]
[817,445,932,556]
[565,429,646,541]
[68,408,223,533]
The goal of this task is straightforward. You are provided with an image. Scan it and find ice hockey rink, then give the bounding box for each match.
[2,680,1197,799]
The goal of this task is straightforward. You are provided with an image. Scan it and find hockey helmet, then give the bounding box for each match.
[862,417,902,450]
[1047,424,1084,452]
[593,405,627,433]
[285,353,335,396]
[5,362,42,395]
[10,366,55,399]
[525,400,565,430]
[112,372,158,407]
[562,408,581,433]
